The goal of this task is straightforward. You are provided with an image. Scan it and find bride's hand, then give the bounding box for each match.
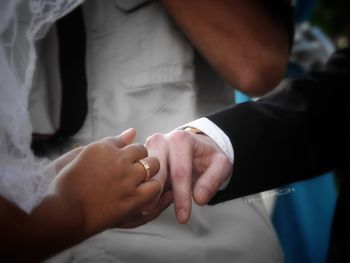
[48,129,165,236]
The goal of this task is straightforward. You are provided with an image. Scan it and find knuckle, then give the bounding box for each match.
[86,142,110,154]
[145,133,165,145]
[115,154,129,167]
[171,167,188,181]
[168,130,190,142]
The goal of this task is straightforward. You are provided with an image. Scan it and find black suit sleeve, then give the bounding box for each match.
[208,48,350,204]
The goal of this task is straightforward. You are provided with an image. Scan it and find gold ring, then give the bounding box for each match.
[183,126,203,134]
[137,159,151,182]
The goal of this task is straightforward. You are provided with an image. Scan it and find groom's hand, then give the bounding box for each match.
[145,130,232,224]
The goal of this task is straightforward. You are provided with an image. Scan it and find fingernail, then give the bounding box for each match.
[176,208,187,224]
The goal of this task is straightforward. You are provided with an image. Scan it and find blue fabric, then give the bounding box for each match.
[234,90,250,104]
[294,0,317,23]
[270,13,338,258]
[271,58,338,262]
[272,173,337,263]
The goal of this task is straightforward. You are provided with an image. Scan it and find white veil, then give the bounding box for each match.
[0,0,82,212]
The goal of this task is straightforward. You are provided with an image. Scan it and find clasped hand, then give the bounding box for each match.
[145,130,232,224]
[49,128,232,238]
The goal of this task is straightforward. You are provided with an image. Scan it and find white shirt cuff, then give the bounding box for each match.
[177,117,234,190]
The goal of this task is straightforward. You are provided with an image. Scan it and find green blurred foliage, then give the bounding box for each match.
[311,0,350,37]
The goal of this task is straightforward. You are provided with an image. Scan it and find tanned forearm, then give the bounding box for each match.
[161,0,291,96]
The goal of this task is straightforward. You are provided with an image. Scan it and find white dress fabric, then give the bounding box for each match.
[0,0,82,213]
[43,0,283,262]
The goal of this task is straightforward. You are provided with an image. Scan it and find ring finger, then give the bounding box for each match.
[133,157,160,185]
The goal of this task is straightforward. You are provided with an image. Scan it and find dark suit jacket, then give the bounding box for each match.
[208,48,350,262]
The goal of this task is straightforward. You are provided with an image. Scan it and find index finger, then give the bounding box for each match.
[168,131,193,224]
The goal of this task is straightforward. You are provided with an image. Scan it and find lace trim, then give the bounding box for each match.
[0,0,82,212]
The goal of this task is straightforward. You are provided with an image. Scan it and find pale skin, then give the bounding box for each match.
[145,130,232,224]
[148,0,292,223]
[132,0,290,222]
[0,129,172,262]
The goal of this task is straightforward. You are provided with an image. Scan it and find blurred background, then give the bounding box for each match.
[236,1,349,262]
[311,0,350,49]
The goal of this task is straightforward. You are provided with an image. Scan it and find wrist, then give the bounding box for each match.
[177,117,234,163]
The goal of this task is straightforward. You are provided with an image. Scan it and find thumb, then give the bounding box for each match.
[119,128,137,145]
